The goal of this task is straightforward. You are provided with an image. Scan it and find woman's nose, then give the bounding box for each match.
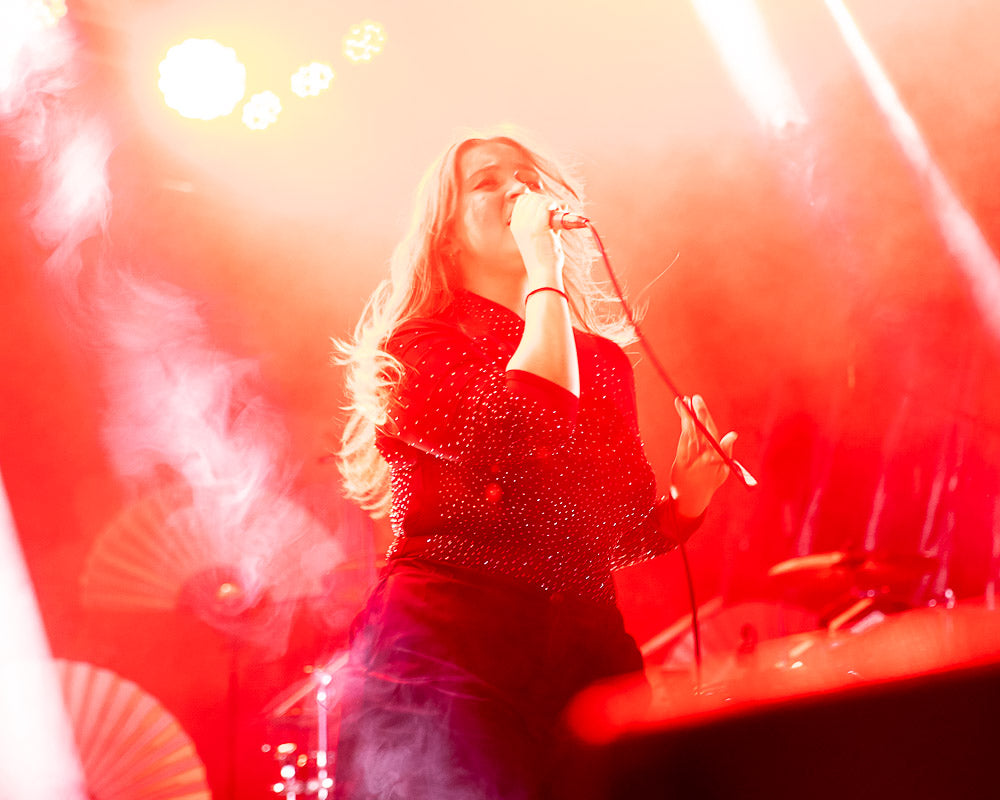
[507,171,531,197]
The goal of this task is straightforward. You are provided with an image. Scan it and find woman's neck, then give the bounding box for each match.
[458,271,528,318]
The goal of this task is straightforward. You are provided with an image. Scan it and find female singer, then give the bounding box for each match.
[334,129,736,799]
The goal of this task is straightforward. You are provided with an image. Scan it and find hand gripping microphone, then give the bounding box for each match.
[549,209,590,230]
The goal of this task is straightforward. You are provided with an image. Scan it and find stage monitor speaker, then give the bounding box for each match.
[560,660,1000,800]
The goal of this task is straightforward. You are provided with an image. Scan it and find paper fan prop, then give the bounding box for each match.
[56,659,210,800]
[81,482,341,644]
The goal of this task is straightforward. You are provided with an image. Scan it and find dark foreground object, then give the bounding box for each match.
[561,658,1000,800]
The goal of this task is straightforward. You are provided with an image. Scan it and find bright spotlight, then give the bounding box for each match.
[343,20,386,64]
[33,0,67,28]
[158,38,246,120]
[692,0,807,133]
[242,90,281,130]
[291,62,334,98]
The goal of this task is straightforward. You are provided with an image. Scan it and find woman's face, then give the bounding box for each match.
[450,139,543,278]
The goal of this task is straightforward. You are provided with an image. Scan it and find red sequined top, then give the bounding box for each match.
[376,290,687,604]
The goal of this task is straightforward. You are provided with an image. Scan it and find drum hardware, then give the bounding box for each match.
[264,741,335,799]
[766,549,938,615]
[264,655,348,798]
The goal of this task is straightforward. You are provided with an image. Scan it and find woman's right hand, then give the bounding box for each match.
[509,191,565,286]
[505,189,579,397]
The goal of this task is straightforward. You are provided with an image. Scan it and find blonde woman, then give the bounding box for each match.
[334,130,735,799]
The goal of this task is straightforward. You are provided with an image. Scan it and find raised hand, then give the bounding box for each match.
[509,190,564,286]
[670,394,737,519]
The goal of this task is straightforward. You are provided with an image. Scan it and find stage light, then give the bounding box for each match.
[291,62,334,98]
[343,20,386,64]
[691,0,806,133]
[242,90,281,129]
[158,38,246,120]
[32,0,66,28]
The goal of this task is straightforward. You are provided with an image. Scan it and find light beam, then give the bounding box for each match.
[691,0,807,133]
[825,0,1000,342]
[0,470,87,799]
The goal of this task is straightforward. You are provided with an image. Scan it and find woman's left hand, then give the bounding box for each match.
[670,394,737,519]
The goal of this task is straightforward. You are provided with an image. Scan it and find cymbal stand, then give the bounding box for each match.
[270,669,336,799]
[314,669,334,800]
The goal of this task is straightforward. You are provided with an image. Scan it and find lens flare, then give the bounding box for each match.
[291,62,334,98]
[158,38,246,120]
[242,89,282,130]
[343,20,386,64]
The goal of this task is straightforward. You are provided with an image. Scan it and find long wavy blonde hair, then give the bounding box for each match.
[336,127,638,517]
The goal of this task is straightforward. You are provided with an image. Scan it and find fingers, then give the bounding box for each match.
[509,191,555,236]
[674,395,711,450]
[691,394,719,438]
[673,396,695,459]
[510,192,563,277]
[675,393,738,461]
[675,394,721,435]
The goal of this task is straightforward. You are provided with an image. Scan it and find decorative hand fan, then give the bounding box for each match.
[80,481,342,643]
[56,659,210,800]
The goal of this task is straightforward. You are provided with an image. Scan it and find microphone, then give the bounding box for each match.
[509,192,590,230]
[549,209,590,230]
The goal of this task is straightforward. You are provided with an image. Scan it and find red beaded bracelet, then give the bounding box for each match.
[524,286,569,304]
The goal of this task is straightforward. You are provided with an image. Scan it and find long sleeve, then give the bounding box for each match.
[376,291,668,605]
[378,318,578,464]
[611,496,705,570]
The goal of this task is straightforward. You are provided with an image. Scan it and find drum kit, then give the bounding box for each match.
[261,652,348,799]
[563,553,1000,800]
[639,547,1000,715]
[257,546,1000,795]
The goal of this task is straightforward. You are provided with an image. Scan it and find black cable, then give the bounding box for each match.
[664,484,704,681]
[582,220,755,681]
[584,221,758,489]
[678,542,703,683]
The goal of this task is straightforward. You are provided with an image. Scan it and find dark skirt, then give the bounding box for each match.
[333,557,643,800]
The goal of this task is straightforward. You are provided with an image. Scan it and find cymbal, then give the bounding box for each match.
[264,652,350,724]
[642,599,820,667]
[765,550,937,607]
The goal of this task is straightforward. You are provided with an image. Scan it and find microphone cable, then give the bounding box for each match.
[582,219,759,682]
